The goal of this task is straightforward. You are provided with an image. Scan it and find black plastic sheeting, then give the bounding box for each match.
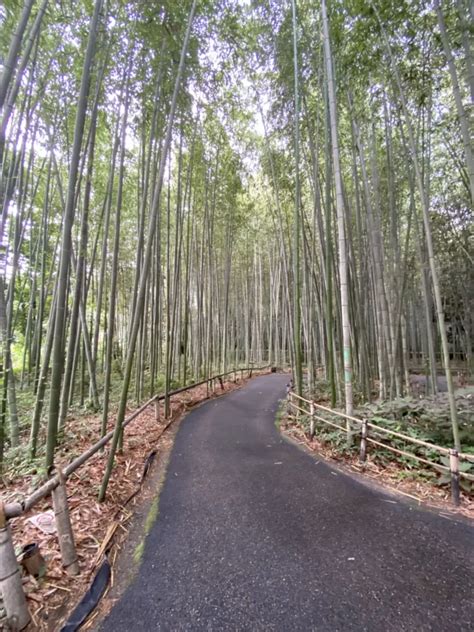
[61,557,111,631]
[142,450,157,480]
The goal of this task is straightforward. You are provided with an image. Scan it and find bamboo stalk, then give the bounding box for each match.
[0,503,30,629]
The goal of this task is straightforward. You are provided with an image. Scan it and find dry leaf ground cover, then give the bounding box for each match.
[1,374,256,631]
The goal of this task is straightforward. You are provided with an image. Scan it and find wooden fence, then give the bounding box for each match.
[287,389,474,508]
[0,365,269,629]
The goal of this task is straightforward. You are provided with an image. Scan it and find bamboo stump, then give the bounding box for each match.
[52,472,79,575]
[0,503,30,630]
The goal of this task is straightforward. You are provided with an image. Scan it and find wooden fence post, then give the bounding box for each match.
[52,471,79,575]
[449,449,460,507]
[309,401,315,439]
[154,399,160,423]
[0,503,30,630]
[359,419,368,463]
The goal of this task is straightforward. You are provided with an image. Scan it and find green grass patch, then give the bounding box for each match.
[274,400,286,430]
[133,541,145,564]
[145,496,159,534]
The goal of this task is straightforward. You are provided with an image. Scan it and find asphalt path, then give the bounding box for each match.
[100,374,474,631]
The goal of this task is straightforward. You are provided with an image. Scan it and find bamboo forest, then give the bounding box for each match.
[1,0,474,630]
[1,0,473,492]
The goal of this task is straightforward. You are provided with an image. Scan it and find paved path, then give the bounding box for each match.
[100,374,474,631]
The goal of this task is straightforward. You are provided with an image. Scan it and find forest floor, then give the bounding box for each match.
[0,372,262,631]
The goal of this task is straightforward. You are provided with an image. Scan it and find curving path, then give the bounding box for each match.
[100,374,474,631]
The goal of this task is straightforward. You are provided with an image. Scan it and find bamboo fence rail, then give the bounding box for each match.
[287,390,471,508]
